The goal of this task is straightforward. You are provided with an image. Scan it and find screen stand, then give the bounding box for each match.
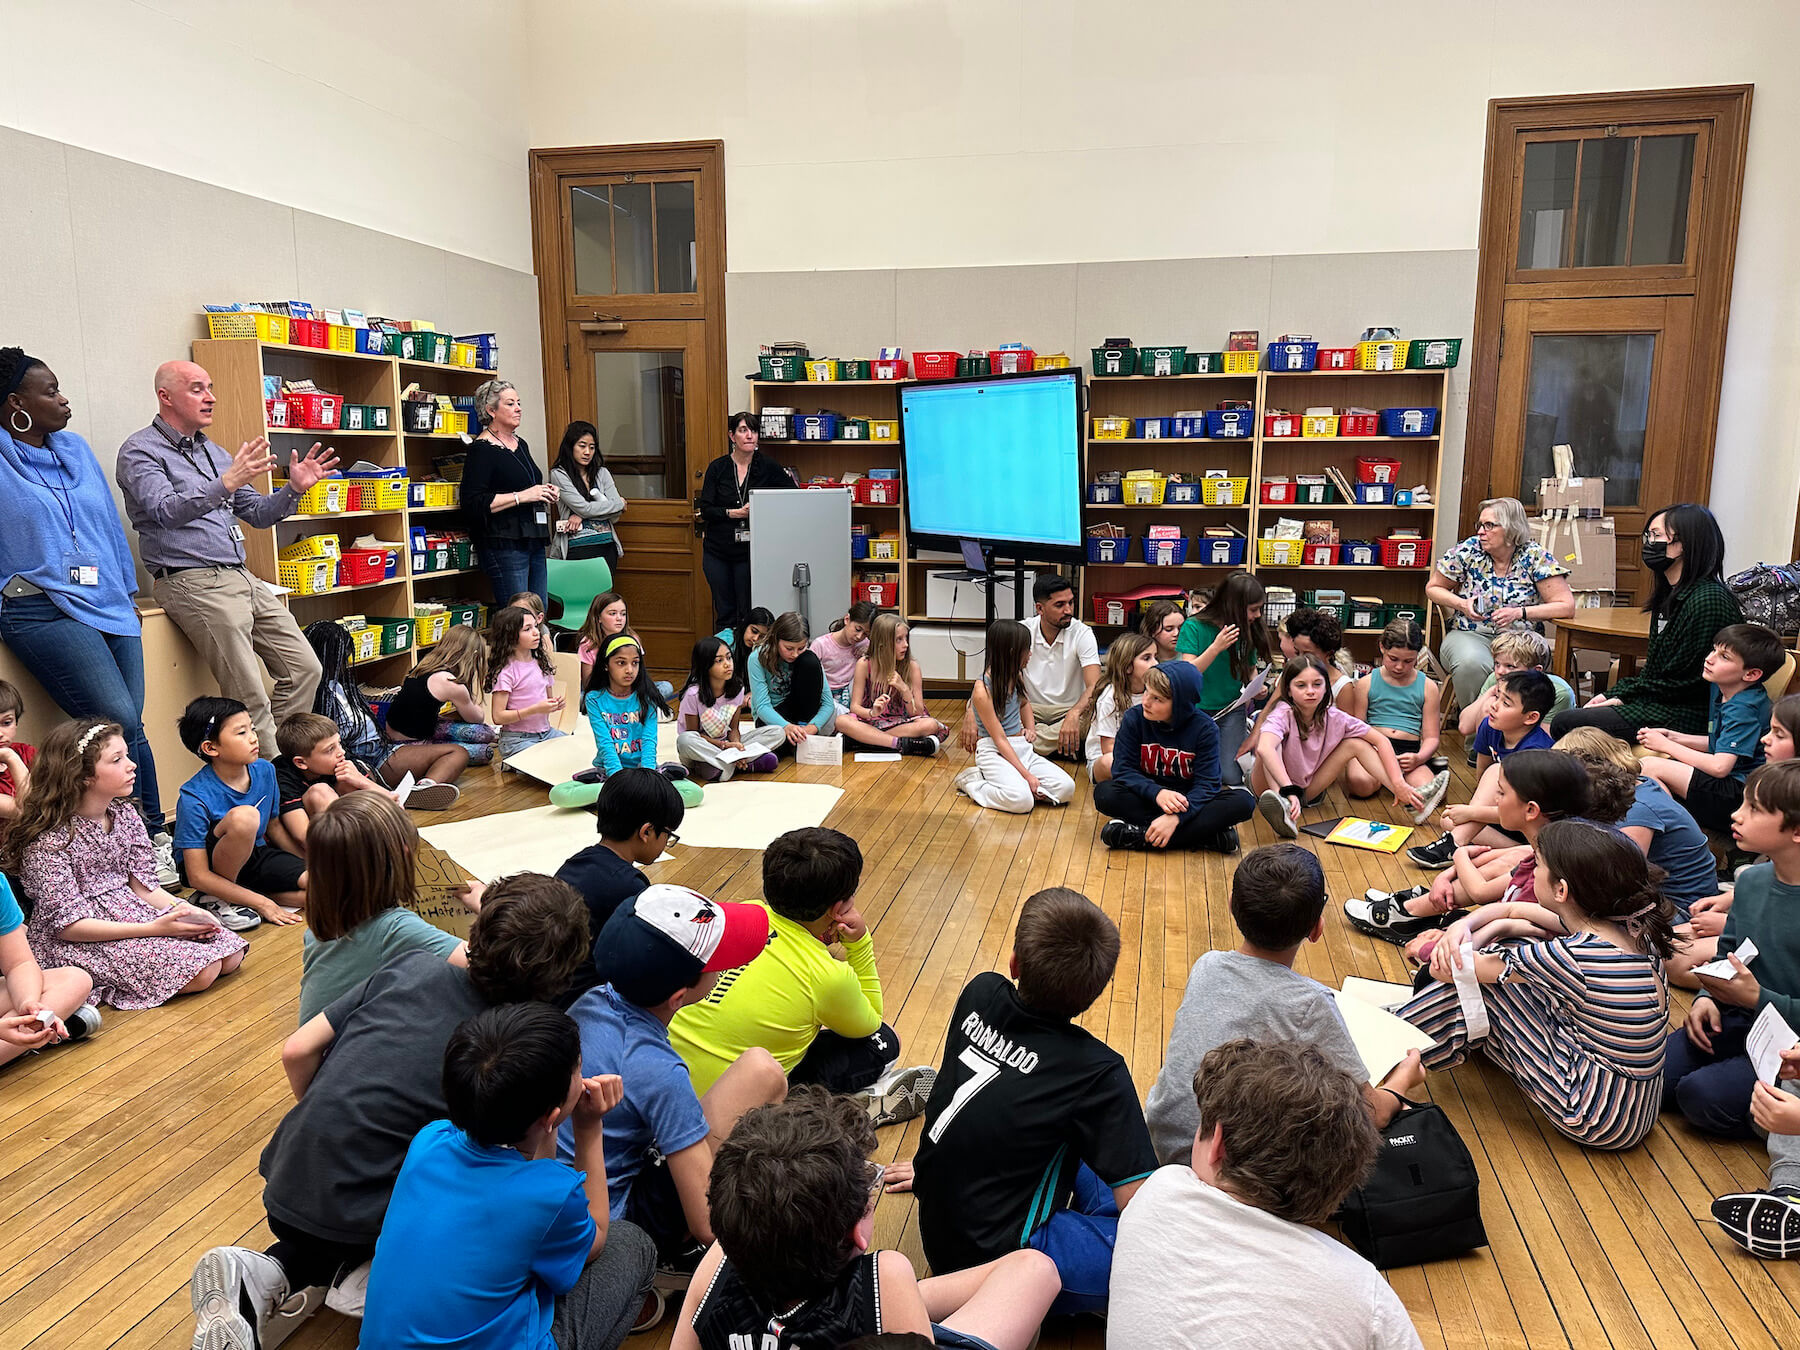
[983,553,1028,628]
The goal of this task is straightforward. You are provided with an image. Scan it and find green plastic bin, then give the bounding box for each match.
[1185,351,1226,374]
[956,355,991,377]
[1137,346,1188,377]
[837,359,871,380]
[1406,338,1462,370]
[1091,346,1138,376]
[757,354,805,381]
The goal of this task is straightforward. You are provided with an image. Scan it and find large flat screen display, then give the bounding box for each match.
[900,369,1084,556]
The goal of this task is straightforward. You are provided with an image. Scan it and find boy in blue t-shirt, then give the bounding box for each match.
[360,1002,656,1350]
[172,696,305,930]
[561,885,781,1275]
[1639,623,1782,832]
[1408,670,1556,869]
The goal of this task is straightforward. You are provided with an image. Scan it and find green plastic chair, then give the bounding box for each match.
[545,555,613,635]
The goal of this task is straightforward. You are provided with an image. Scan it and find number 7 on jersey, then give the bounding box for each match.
[926,1045,1002,1144]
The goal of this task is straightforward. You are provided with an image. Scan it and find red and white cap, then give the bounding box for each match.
[597,884,771,1005]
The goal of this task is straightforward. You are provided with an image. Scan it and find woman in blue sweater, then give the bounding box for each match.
[1093,659,1257,852]
[0,349,169,847]
[747,611,836,750]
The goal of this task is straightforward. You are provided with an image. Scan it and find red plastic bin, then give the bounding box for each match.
[1355,455,1402,483]
[1379,536,1434,568]
[1316,347,1357,370]
[986,349,1037,375]
[912,351,959,379]
[289,318,330,348]
[1260,480,1298,505]
[854,477,900,505]
[1264,412,1301,438]
[1338,412,1379,437]
[337,549,389,585]
[1303,542,1336,566]
[284,392,342,430]
[853,580,898,608]
[872,358,910,380]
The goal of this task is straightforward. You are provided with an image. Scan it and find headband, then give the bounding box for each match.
[604,635,640,659]
[3,352,44,401]
[75,723,110,755]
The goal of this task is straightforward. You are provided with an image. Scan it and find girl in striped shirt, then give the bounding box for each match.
[1397,819,1674,1150]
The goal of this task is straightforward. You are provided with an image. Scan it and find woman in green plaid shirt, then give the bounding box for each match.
[1552,504,1742,740]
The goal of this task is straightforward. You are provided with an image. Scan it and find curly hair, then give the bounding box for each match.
[465,874,589,1004]
[0,718,126,873]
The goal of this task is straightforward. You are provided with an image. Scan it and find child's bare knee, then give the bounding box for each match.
[219,805,262,837]
[739,1046,788,1101]
[303,783,337,814]
[187,961,222,992]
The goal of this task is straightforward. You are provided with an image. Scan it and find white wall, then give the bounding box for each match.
[524,0,1800,569]
[1,0,535,273]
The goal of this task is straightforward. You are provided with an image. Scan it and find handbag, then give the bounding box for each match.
[1335,1101,1488,1269]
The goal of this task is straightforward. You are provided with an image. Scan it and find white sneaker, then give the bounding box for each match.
[403,778,460,811]
[190,1246,287,1350]
[954,766,981,799]
[1236,751,1257,782]
[1409,769,1451,825]
[64,1005,102,1041]
[855,1065,938,1127]
[152,832,180,888]
[325,1259,370,1316]
[193,896,261,931]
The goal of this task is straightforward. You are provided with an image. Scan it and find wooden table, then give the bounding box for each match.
[1551,606,1651,685]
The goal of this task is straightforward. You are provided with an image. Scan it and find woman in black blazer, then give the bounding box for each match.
[696,412,796,632]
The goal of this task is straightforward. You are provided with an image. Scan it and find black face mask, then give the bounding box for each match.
[1641,540,1674,573]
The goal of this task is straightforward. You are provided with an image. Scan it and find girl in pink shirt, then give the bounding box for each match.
[487,605,568,761]
[1251,655,1421,839]
[810,600,877,707]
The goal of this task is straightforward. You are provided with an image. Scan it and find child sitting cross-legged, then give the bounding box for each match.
[1085,632,1153,785]
[1111,1040,1423,1350]
[810,599,878,709]
[296,793,465,1026]
[173,695,305,930]
[1710,1041,1800,1260]
[888,887,1159,1316]
[1456,628,1575,752]
[674,636,783,782]
[1340,617,1450,818]
[835,614,948,757]
[358,1003,657,1350]
[562,886,787,1281]
[490,605,569,761]
[1394,820,1673,1150]
[672,1087,1061,1350]
[1092,659,1256,853]
[381,624,496,768]
[273,712,414,854]
[7,718,248,1010]
[1637,621,1783,833]
[584,634,670,778]
[1406,669,1556,870]
[188,874,592,1349]
[671,827,934,1122]
[1250,655,1428,841]
[1664,758,1800,1138]
[0,873,98,1066]
[1145,844,1423,1165]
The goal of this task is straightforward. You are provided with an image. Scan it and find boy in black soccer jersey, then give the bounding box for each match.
[886,887,1158,1316]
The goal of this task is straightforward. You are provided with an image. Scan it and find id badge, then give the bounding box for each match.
[735,527,751,543]
[229,523,246,543]
[535,510,549,526]
[64,549,100,587]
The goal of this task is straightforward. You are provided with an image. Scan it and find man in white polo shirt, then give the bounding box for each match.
[959,573,1101,759]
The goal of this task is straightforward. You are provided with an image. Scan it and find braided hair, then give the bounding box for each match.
[304,620,382,749]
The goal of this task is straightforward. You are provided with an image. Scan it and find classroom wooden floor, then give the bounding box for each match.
[6,701,1800,1350]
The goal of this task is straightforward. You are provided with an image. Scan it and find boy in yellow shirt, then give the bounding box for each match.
[669,826,935,1126]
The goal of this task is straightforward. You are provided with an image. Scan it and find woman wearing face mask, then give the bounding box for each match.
[1551,503,1742,741]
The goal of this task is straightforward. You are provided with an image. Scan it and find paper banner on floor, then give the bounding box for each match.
[419,781,845,878]
[502,716,677,786]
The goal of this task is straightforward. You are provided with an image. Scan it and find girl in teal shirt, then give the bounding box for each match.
[1174,573,1272,784]
[584,635,668,775]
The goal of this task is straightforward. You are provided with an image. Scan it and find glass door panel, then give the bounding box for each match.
[1518,333,1656,508]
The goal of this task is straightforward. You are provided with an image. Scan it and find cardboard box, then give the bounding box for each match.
[1537,476,1607,516]
[1534,515,1616,592]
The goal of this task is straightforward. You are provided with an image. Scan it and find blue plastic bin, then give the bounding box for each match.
[1193,534,1247,565]
[793,413,841,441]
[1379,406,1439,437]
[1141,535,1189,566]
[1265,340,1319,372]
[1206,409,1254,438]
[1087,535,1134,564]
[1339,540,1380,566]
[1088,481,1123,505]
[1136,416,1172,439]
[1171,414,1208,438]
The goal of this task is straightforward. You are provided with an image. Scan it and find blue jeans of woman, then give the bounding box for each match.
[479,542,548,612]
[0,593,163,829]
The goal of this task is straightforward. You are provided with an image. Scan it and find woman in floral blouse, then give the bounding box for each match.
[1427,496,1576,710]
[1551,503,1742,741]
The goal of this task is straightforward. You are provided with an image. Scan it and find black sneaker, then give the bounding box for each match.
[1711,1188,1800,1259]
[1101,820,1149,851]
[1466,746,1478,768]
[1202,826,1241,854]
[1427,755,1450,772]
[1406,833,1459,869]
[63,1005,102,1042]
[1343,893,1453,946]
[896,735,940,757]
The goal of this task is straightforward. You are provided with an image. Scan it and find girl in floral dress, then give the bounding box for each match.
[4,719,247,1008]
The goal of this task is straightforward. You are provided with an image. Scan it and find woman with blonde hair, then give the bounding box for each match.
[460,377,553,607]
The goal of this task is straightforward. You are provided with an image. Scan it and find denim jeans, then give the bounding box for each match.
[0,593,163,828]
[479,542,548,613]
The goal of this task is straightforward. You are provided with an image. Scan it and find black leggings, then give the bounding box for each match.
[702,551,752,634]
[773,650,827,726]
[1549,704,1638,741]
[1092,780,1257,849]
[789,1024,901,1094]
[265,1216,375,1290]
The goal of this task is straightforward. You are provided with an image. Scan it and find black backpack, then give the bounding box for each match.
[1728,563,1800,639]
[1335,1101,1488,1269]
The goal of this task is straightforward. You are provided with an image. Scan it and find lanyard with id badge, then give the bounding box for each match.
[9,436,100,588]
[734,463,752,543]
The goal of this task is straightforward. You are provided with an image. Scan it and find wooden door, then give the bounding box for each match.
[1492,295,1696,604]
[529,141,727,679]
[568,320,717,677]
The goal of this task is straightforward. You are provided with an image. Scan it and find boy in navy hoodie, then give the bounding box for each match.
[1093,660,1257,853]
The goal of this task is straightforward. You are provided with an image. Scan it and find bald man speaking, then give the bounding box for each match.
[116,361,338,752]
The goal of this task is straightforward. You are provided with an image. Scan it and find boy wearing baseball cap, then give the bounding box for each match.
[561,884,788,1280]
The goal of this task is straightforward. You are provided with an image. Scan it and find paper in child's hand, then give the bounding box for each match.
[1693,938,1758,981]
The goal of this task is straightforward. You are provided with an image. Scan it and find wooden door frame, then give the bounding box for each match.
[1461,85,1752,540]
[527,139,727,464]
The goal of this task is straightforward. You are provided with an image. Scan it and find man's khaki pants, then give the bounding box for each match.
[1032,701,1080,758]
[153,565,322,753]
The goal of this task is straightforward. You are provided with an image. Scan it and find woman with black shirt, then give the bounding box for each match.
[697,412,796,632]
[460,378,553,608]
